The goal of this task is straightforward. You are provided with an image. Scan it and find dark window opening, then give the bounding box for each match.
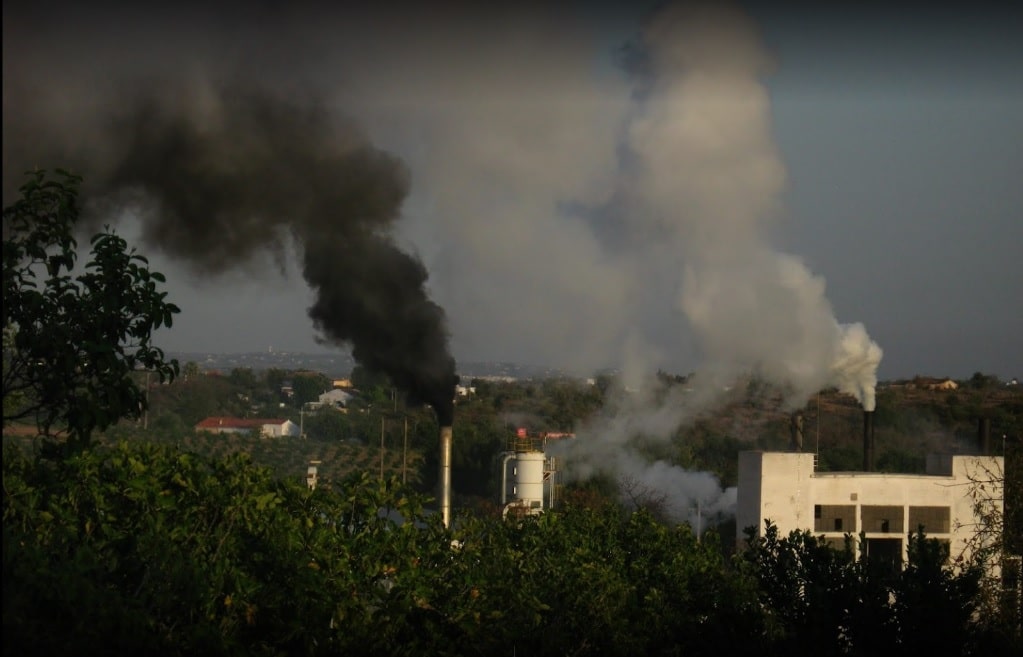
[864,538,903,574]
[815,505,856,533]
[862,505,903,534]
[908,506,951,534]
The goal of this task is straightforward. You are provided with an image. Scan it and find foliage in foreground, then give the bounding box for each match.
[4,440,1019,657]
[2,169,179,446]
[737,521,1021,657]
[2,440,758,656]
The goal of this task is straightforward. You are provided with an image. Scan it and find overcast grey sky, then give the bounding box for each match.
[3,1,1021,389]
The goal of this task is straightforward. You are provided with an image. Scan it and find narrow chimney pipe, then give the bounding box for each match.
[978,417,991,455]
[790,412,804,452]
[439,425,453,528]
[863,410,875,472]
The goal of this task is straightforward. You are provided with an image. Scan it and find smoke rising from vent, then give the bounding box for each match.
[557,1,882,519]
[554,382,738,526]
[628,2,882,411]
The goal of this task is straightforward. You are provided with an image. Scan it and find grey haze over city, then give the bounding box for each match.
[4,0,1022,392]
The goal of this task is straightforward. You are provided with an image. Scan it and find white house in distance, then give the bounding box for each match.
[312,388,354,409]
[195,416,300,438]
[736,450,1003,570]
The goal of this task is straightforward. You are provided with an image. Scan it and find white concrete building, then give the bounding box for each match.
[737,450,1003,568]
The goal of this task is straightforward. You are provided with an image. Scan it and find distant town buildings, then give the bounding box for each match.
[884,376,960,391]
[919,377,959,391]
[194,417,300,438]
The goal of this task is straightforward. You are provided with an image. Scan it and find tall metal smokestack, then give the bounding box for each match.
[439,425,453,528]
[430,381,456,530]
[863,409,875,472]
[437,425,454,528]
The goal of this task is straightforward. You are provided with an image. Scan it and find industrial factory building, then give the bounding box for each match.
[736,450,1004,569]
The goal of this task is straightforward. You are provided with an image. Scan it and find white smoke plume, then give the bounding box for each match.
[557,1,882,522]
[627,2,883,410]
[554,381,738,529]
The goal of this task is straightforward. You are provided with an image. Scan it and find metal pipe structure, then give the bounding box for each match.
[863,410,875,472]
[500,453,516,506]
[440,425,453,528]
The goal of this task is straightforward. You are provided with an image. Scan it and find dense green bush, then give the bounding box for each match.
[6,439,1017,656]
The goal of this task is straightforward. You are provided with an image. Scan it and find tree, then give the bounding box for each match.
[2,169,179,447]
[227,367,259,391]
[738,521,1008,656]
[181,361,201,381]
[304,406,350,442]
[291,372,332,407]
[969,371,1001,390]
[6,434,1014,657]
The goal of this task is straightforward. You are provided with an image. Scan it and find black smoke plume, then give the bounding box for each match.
[9,80,457,422]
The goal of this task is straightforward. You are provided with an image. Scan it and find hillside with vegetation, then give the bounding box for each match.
[10,363,1017,519]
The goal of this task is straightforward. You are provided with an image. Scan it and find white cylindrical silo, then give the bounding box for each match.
[514,451,545,510]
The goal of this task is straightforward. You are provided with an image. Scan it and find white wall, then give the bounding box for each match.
[261,420,301,437]
[737,451,1003,567]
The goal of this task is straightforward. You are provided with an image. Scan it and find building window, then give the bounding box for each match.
[908,506,951,534]
[862,505,903,534]
[864,538,904,574]
[815,505,855,533]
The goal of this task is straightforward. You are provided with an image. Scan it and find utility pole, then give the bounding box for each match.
[816,391,821,454]
[299,402,312,439]
[144,370,150,430]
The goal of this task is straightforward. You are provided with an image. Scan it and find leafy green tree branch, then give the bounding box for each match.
[3,169,179,447]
